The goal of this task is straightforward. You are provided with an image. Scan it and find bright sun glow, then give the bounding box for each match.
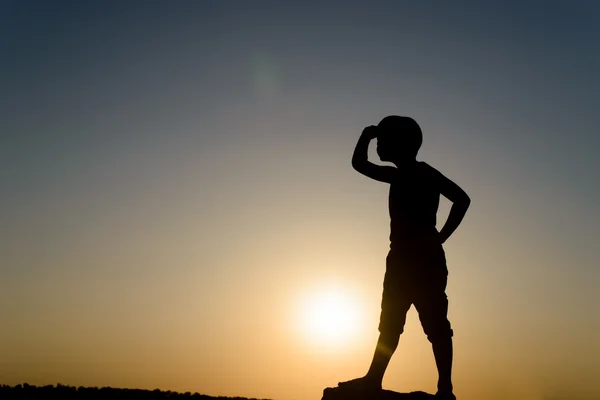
[299,286,365,349]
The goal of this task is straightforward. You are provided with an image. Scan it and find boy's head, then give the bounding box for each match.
[376,115,422,163]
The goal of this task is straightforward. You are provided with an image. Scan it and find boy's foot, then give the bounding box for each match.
[337,376,382,392]
[435,391,456,400]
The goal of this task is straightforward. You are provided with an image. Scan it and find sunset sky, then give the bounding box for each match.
[1,1,599,400]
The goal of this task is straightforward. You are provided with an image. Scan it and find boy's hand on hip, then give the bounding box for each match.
[439,234,448,244]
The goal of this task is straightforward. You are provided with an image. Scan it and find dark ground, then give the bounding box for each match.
[0,384,272,400]
[322,386,435,400]
[1,384,438,400]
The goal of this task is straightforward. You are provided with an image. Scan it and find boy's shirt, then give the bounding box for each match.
[388,161,442,249]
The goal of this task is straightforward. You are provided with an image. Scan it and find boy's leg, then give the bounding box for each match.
[338,318,408,390]
[339,257,412,390]
[337,329,401,390]
[365,329,402,384]
[367,262,412,388]
[432,336,453,394]
[414,271,454,396]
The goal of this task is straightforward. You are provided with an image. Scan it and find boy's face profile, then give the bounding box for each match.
[376,129,396,162]
[375,116,423,164]
[377,128,415,163]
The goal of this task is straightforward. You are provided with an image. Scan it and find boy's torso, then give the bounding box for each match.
[388,161,441,248]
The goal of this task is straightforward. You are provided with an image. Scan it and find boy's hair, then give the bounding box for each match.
[378,115,423,157]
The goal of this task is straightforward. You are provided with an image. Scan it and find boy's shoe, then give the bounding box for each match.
[435,391,456,400]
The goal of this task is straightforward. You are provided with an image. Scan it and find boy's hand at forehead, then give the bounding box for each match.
[353,125,396,183]
[362,125,379,140]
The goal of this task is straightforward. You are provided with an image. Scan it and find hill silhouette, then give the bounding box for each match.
[0,384,272,400]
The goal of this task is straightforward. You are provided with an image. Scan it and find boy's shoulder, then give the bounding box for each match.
[413,161,447,189]
[391,161,445,184]
[416,161,443,178]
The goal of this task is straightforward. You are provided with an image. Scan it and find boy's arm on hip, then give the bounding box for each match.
[429,165,470,206]
[429,165,471,243]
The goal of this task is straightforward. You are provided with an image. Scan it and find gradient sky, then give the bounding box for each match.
[1,1,599,400]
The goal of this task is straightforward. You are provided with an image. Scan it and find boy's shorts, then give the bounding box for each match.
[378,240,453,342]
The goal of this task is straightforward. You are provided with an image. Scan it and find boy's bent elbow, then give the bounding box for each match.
[352,158,366,172]
[463,194,471,206]
[451,191,470,210]
[459,194,471,210]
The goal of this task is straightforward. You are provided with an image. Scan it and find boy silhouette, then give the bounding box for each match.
[339,116,470,400]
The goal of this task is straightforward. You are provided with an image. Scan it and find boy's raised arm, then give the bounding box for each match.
[433,168,471,244]
[352,126,396,183]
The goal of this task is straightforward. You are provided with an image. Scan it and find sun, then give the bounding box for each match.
[298,286,365,348]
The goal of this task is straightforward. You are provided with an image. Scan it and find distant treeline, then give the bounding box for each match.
[0,384,273,400]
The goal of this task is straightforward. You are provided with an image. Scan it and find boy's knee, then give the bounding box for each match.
[378,305,408,339]
[380,328,402,342]
[424,323,453,343]
[378,319,406,339]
